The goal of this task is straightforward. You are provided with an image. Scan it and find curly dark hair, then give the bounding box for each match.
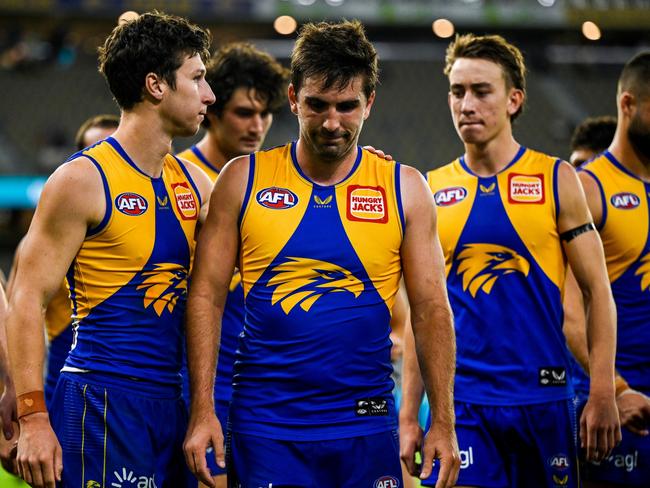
[98,11,211,110]
[291,20,378,99]
[203,42,289,128]
[570,116,616,153]
[445,33,527,121]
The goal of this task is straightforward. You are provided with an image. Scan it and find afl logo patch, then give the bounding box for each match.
[171,183,198,220]
[115,192,148,216]
[434,186,467,206]
[256,187,298,209]
[374,476,400,488]
[610,192,640,210]
[347,185,388,223]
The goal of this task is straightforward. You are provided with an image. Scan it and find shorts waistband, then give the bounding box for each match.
[60,370,182,399]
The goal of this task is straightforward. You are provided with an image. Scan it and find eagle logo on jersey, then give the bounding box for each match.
[137,263,188,316]
[267,257,364,314]
[456,243,530,297]
[635,252,650,292]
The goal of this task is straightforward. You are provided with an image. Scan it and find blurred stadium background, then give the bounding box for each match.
[0,0,648,485]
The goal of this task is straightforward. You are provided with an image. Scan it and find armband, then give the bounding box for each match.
[16,390,47,419]
[560,222,595,242]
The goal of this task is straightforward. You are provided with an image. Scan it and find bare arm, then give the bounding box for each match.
[183,156,248,486]
[400,165,459,487]
[557,162,620,461]
[6,158,103,488]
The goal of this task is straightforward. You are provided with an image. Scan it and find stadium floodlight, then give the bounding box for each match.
[582,20,602,41]
[274,15,298,35]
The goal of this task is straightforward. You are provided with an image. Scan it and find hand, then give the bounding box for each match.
[617,389,650,436]
[399,418,423,477]
[183,411,225,487]
[580,392,622,462]
[0,380,17,440]
[362,145,393,161]
[420,422,460,488]
[16,413,62,488]
[0,420,18,475]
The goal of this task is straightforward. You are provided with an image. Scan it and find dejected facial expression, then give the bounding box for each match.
[210,87,273,161]
[289,75,375,163]
[162,53,216,137]
[627,96,650,161]
[448,57,523,146]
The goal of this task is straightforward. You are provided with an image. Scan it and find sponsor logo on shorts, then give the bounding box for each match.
[548,453,570,471]
[508,173,545,204]
[347,185,388,223]
[111,467,157,487]
[539,367,567,386]
[552,474,569,486]
[374,476,400,488]
[460,446,474,469]
[115,192,148,216]
[434,186,467,206]
[171,182,198,220]
[591,450,638,472]
[356,398,389,416]
[610,192,640,209]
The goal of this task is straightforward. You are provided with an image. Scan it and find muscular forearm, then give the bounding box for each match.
[6,296,46,397]
[584,283,617,394]
[186,291,221,417]
[412,300,455,426]
[399,323,425,423]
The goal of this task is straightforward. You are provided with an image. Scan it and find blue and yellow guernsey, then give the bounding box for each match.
[581,151,650,395]
[177,144,220,181]
[62,137,201,388]
[427,147,572,405]
[230,142,404,440]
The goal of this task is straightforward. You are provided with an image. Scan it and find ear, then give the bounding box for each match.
[506,88,524,117]
[144,72,165,102]
[288,83,299,115]
[363,90,376,120]
[618,91,635,118]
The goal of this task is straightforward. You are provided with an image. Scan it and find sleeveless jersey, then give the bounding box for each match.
[176,144,245,408]
[63,137,201,387]
[581,151,650,394]
[427,147,572,405]
[177,145,219,181]
[46,281,72,342]
[231,142,404,440]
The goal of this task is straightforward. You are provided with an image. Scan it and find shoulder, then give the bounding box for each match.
[37,156,106,225]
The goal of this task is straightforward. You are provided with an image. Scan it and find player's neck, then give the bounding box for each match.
[463,133,520,177]
[196,134,226,171]
[609,132,650,181]
[112,112,172,178]
[295,139,358,186]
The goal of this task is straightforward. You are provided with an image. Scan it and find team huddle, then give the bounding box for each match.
[0,10,647,488]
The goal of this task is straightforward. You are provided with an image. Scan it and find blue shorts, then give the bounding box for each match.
[583,426,650,487]
[50,372,195,488]
[45,324,73,408]
[226,429,402,488]
[423,400,579,488]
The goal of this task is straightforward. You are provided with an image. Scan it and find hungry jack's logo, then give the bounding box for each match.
[456,243,530,297]
[267,257,364,314]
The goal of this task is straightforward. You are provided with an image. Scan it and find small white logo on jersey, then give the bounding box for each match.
[610,192,640,209]
[434,187,467,206]
[374,476,399,488]
[111,467,157,487]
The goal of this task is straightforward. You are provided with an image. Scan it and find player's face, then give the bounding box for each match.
[289,75,375,163]
[163,54,216,137]
[209,87,273,161]
[448,57,522,146]
[82,126,116,148]
[628,95,650,161]
[569,147,596,167]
